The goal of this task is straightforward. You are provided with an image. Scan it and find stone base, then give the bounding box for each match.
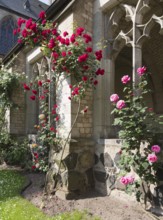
[94,139,123,195]
[47,138,95,197]
[55,188,81,200]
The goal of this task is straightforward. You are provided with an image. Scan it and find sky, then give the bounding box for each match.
[39,0,51,5]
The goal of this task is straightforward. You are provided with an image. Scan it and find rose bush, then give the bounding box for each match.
[110,67,163,206]
[15,12,104,181]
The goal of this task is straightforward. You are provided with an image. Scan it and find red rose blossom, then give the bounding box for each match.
[23,83,30,90]
[30,95,36,101]
[39,11,46,20]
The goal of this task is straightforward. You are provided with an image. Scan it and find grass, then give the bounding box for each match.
[0,170,100,220]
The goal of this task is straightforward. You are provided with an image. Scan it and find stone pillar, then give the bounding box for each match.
[93,1,116,138]
[93,58,115,139]
[132,44,142,85]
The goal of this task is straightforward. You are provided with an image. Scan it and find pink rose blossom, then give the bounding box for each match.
[121,75,131,84]
[120,176,129,185]
[137,66,147,76]
[147,154,158,163]
[110,94,119,103]
[126,175,135,184]
[151,145,161,153]
[120,176,134,185]
[116,100,126,109]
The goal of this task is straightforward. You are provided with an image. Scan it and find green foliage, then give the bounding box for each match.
[0,170,100,220]
[0,69,22,108]
[0,133,31,168]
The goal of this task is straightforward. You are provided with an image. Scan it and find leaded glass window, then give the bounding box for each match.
[0,16,18,55]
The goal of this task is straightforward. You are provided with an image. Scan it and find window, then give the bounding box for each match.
[0,16,18,55]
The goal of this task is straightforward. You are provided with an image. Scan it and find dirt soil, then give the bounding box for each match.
[22,173,163,220]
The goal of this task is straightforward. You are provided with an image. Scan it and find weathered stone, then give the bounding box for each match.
[156,166,163,181]
[94,153,99,164]
[86,168,95,188]
[67,171,86,192]
[153,185,163,207]
[94,171,108,183]
[77,150,94,170]
[62,153,78,170]
[100,152,114,167]
[114,152,121,167]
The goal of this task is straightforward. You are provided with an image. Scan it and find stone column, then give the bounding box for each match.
[132,44,142,86]
[93,58,115,139]
[93,1,116,138]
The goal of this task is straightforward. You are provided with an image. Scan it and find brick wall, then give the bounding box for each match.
[10,52,26,135]
[72,0,94,138]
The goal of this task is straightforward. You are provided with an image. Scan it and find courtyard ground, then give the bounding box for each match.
[22,172,163,220]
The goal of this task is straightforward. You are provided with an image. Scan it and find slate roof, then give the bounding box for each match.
[0,0,48,20]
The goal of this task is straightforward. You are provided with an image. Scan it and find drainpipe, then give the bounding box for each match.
[132,0,142,87]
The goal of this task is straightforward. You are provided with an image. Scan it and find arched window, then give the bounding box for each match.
[0,16,18,55]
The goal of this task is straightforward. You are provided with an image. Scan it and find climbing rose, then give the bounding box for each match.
[110,94,119,103]
[30,95,36,101]
[39,11,46,20]
[78,53,88,62]
[82,76,88,82]
[22,29,28,38]
[48,38,55,49]
[63,31,68,37]
[93,80,98,85]
[147,154,158,163]
[32,90,37,95]
[38,80,42,86]
[26,18,33,29]
[137,66,147,76]
[61,51,66,57]
[121,75,131,84]
[151,145,161,153]
[13,29,17,35]
[23,83,30,90]
[76,27,84,35]
[95,50,102,61]
[86,47,92,53]
[116,100,125,109]
[18,39,23,44]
